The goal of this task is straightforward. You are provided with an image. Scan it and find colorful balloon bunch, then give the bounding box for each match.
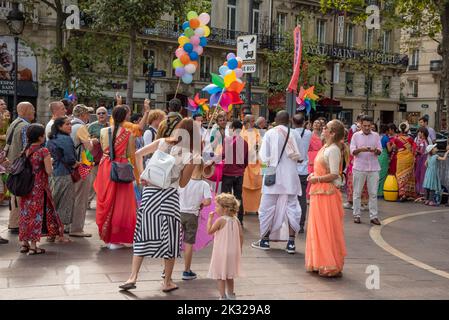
[172,11,211,85]
[64,90,77,102]
[202,53,245,112]
[296,86,319,115]
[187,93,209,116]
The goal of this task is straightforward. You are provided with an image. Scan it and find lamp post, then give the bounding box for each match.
[6,2,25,119]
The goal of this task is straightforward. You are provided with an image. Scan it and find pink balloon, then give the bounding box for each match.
[199,13,211,26]
[194,46,204,55]
[191,35,200,46]
[176,48,186,59]
[235,68,244,78]
[227,53,236,60]
[236,56,243,63]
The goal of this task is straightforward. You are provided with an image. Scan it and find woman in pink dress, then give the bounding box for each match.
[305,120,347,277]
[95,106,136,249]
[306,120,323,198]
[207,193,243,300]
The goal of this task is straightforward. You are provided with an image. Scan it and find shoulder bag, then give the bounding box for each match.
[264,127,290,187]
[140,141,176,189]
[109,128,134,183]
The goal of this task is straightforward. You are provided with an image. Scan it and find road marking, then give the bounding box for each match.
[369,209,449,280]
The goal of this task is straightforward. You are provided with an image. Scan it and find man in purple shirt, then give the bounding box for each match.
[350,115,382,225]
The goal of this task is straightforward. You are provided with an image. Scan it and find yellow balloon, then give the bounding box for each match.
[203,25,211,37]
[178,36,190,46]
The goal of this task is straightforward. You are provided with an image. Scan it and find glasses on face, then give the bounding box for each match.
[97,112,107,115]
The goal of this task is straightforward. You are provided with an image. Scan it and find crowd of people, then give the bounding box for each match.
[0,95,448,299]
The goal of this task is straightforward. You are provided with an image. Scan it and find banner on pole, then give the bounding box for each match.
[287,26,302,93]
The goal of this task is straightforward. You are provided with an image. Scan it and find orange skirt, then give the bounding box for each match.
[305,186,346,277]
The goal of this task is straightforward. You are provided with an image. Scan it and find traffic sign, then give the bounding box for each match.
[237,35,257,74]
[150,70,166,78]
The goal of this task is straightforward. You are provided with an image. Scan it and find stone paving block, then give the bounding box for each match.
[0,285,67,300]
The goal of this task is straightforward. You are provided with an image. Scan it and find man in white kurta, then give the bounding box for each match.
[251,111,302,254]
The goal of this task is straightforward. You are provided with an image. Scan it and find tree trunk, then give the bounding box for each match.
[55,0,71,90]
[441,1,449,126]
[126,29,137,107]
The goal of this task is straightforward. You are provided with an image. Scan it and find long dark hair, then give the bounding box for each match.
[23,124,45,154]
[48,116,69,140]
[112,106,127,147]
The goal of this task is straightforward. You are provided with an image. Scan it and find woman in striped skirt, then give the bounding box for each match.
[120,119,199,293]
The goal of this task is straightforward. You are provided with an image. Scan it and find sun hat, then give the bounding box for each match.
[426,144,437,154]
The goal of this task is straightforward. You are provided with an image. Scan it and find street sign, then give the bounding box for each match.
[421,104,429,109]
[237,35,257,74]
[150,70,166,78]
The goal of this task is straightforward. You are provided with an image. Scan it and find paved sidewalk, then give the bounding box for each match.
[1,200,449,300]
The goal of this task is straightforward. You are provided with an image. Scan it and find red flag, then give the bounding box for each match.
[287,26,302,93]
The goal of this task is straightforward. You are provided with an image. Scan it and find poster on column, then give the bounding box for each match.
[0,36,37,96]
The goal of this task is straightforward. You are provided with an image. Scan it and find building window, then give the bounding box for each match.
[227,0,237,39]
[277,12,287,36]
[382,76,391,98]
[200,55,212,81]
[345,72,354,96]
[365,29,374,49]
[365,75,373,96]
[316,19,326,43]
[253,2,260,34]
[409,49,419,70]
[345,24,354,47]
[382,30,391,52]
[408,79,418,97]
[143,49,155,76]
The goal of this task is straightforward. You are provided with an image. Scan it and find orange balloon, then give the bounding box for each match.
[224,62,228,66]
[189,18,200,29]
[238,61,242,68]
[180,54,190,65]
[191,61,199,68]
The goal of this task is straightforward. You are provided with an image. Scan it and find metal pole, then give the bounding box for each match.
[365,64,370,115]
[330,11,337,100]
[147,59,154,102]
[13,36,18,119]
[244,0,254,116]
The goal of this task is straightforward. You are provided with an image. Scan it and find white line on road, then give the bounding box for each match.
[370,209,449,280]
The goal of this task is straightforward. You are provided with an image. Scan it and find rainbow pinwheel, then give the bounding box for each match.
[296,86,319,115]
[187,93,209,116]
[202,53,245,112]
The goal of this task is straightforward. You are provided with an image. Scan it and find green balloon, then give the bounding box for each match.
[173,59,183,68]
[184,27,194,38]
[187,11,198,20]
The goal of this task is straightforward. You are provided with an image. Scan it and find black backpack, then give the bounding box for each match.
[6,148,39,197]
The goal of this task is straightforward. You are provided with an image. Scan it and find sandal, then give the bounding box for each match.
[56,237,73,243]
[19,245,30,253]
[27,248,46,256]
[46,237,56,243]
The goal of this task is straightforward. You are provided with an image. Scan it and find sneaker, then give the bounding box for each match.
[107,243,125,250]
[89,201,97,210]
[286,240,296,254]
[298,227,305,234]
[161,270,165,279]
[0,236,8,244]
[182,270,197,280]
[343,202,353,209]
[226,293,236,300]
[251,239,270,250]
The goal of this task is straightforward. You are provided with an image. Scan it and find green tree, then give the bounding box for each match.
[320,0,449,123]
[85,0,183,106]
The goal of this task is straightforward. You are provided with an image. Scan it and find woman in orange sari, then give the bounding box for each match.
[241,116,262,213]
[389,122,417,201]
[95,106,136,249]
[305,120,346,277]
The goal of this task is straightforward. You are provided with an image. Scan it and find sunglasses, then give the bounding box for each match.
[97,112,107,115]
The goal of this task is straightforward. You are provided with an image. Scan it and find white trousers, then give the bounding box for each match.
[258,194,301,241]
[353,170,379,219]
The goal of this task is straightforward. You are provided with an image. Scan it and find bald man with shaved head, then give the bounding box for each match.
[4,101,35,233]
[252,110,303,254]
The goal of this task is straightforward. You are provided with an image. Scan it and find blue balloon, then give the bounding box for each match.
[200,37,208,47]
[228,58,238,70]
[184,43,193,53]
[182,73,193,84]
[189,51,199,61]
[219,65,229,76]
[182,21,190,30]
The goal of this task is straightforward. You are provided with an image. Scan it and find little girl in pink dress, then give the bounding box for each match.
[207,193,243,300]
